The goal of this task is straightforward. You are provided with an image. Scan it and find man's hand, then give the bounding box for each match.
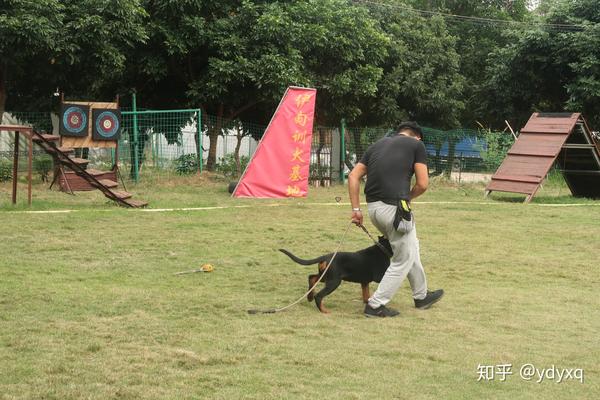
[348,162,367,226]
[351,209,363,226]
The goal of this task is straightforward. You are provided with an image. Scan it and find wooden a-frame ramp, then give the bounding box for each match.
[485,112,600,203]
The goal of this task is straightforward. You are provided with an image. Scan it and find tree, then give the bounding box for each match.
[342,1,465,171]
[56,0,148,101]
[130,0,389,170]
[551,0,600,127]
[230,120,253,177]
[479,0,600,129]
[0,0,64,114]
[478,28,559,128]
[407,0,533,126]
[202,0,389,170]
[0,0,147,114]
[332,1,470,131]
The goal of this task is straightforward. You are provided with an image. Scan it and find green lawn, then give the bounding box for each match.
[1,175,599,399]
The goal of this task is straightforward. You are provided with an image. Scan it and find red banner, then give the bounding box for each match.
[233,87,317,198]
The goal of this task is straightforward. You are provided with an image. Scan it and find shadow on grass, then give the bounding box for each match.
[487,195,526,203]
[532,195,598,204]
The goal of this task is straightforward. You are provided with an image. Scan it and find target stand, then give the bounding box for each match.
[54,96,124,193]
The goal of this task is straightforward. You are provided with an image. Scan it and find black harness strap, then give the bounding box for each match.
[358,224,393,258]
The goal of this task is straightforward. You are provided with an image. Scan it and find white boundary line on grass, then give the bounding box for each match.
[5,201,600,214]
[311,202,600,207]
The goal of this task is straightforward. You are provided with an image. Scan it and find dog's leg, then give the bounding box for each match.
[361,283,370,303]
[307,274,319,302]
[314,277,341,314]
[308,261,328,303]
[317,261,327,275]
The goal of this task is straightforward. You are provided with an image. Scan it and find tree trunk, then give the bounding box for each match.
[342,128,355,171]
[0,63,7,118]
[206,104,223,171]
[234,129,243,177]
[432,142,443,176]
[352,129,364,164]
[315,128,326,183]
[444,137,457,179]
[193,111,202,173]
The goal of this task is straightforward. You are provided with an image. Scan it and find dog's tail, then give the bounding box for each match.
[279,249,331,266]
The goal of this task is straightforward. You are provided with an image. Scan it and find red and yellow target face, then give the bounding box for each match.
[60,104,90,137]
[67,112,83,129]
[92,109,121,141]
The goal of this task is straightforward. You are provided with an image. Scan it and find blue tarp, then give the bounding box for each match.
[425,136,485,158]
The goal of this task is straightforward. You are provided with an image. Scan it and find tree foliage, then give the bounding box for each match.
[0,0,147,113]
[1,0,599,165]
[479,0,600,128]
[358,5,465,128]
[130,0,390,169]
[0,0,64,113]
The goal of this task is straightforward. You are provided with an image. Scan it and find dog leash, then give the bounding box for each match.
[247,220,354,315]
[357,224,393,258]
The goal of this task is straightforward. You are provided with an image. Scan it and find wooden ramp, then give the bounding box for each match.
[32,130,148,208]
[486,113,600,202]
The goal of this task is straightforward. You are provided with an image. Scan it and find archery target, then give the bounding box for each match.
[60,104,89,137]
[92,109,121,141]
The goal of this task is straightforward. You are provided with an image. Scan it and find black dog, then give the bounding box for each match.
[279,237,393,313]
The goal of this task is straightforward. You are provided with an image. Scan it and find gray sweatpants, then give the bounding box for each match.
[367,201,428,308]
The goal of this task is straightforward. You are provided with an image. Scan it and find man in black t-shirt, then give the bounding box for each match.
[348,121,444,318]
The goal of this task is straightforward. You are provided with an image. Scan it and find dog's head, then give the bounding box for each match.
[378,236,393,257]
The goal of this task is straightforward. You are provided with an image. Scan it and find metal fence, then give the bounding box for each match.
[343,124,512,182]
[120,109,202,181]
[1,112,54,184]
[2,110,513,185]
[310,127,336,186]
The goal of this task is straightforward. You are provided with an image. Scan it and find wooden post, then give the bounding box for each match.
[12,131,19,204]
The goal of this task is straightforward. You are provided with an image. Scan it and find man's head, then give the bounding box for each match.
[395,121,424,141]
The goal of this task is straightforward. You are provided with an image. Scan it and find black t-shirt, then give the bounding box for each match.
[359,135,427,202]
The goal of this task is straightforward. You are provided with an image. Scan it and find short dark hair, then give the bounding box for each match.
[395,121,424,140]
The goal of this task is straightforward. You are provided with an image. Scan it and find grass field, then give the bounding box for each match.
[1,174,599,399]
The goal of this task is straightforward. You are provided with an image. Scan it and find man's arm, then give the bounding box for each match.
[409,162,428,201]
[348,162,368,225]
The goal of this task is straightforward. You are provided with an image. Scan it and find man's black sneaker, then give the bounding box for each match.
[364,304,400,318]
[414,289,444,309]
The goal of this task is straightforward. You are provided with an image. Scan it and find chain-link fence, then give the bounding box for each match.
[343,124,514,183]
[2,110,514,185]
[1,112,55,186]
[120,109,202,181]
